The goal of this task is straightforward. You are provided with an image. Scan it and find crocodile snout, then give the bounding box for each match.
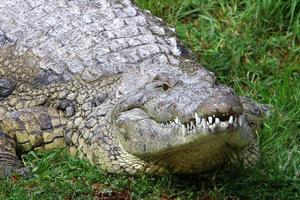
[198,94,243,117]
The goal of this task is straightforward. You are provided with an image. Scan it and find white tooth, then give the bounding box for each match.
[224,122,229,128]
[196,117,201,124]
[175,117,179,124]
[181,125,186,135]
[234,117,238,123]
[190,121,194,129]
[229,116,234,124]
[220,122,225,127]
[191,128,195,135]
[201,118,207,128]
[208,116,213,124]
[115,89,121,98]
[220,122,228,129]
[187,124,190,131]
[195,113,200,123]
[196,122,202,130]
[209,124,216,132]
[219,122,227,131]
[238,115,243,126]
[215,118,220,125]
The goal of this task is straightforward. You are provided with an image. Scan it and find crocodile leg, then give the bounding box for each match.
[0,130,21,176]
[0,106,67,174]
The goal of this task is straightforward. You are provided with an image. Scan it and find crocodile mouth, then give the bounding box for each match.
[156,112,243,136]
[116,107,247,147]
[116,108,249,173]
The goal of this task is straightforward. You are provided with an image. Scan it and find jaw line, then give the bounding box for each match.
[116,107,249,154]
[116,108,250,173]
[117,107,245,136]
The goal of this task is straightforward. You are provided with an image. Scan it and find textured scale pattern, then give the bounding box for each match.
[0,0,183,81]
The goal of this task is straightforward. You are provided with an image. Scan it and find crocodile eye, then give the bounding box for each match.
[155,83,170,91]
[162,83,170,91]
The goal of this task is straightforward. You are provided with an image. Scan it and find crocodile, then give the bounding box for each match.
[0,0,268,175]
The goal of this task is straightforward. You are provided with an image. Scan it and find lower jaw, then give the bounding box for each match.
[140,130,249,173]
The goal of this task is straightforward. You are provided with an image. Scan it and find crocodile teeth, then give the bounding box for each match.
[218,122,228,131]
[190,121,194,129]
[238,115,243,126]
[234,117,238,124]
[115,89,122,98]
[228,116,234,124]
[209,124,216,132]
[220,122,228,128]
[175,117,180,124]
[195,113,201,124]
[201,118,207,128]
[181,125,186,135]
[158,113,243,134]
[208,116,213,124]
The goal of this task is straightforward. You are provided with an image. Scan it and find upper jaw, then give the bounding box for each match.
[114,93,245,137]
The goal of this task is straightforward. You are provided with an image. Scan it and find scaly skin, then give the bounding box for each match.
[0,0,268,175]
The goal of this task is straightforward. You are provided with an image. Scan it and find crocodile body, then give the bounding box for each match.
[0,0,266,175]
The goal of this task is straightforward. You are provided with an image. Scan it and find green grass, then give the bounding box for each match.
[1,0,300,199]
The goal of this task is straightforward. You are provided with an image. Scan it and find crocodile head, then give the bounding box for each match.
[113,66,251,173]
